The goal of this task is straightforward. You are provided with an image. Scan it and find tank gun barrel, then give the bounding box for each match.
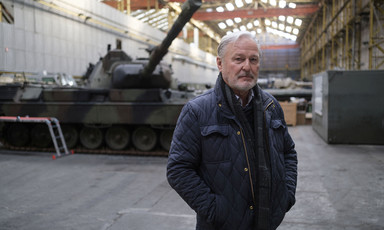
[141,0,202,78]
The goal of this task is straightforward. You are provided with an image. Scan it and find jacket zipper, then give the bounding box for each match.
[240,128,256,206]
[238,100,274,208]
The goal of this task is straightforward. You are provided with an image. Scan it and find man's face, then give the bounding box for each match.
[216,36,260,96]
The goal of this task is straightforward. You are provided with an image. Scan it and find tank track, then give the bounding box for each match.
[1,142,169,157]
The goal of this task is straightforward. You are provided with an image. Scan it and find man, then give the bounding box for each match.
[167,31,297,230]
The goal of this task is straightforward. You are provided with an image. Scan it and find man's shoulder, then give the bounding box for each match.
[187,88,216,108]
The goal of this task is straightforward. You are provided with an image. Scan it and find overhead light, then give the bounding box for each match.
[292,28,299,35]
[287,16,294,24]
[265,19,271,26]
[234,17,242,23]
[285,26,292,33]
[225,3,235,11]
[240,25,246,31]
[235,0,244,8]
[226,19,234,26]
[218,22,227,29]
[244,0,252,4]
[279,23,285,30]
[272,21,277,28]
[278,15,285,21]
[256,28,262,34]
[253,20,260,26]
[206,8,213,12]
[279,0,286,8]
[294,19,302,27]
[269,0,276,6]
[288,3,296,8]
[216,6,224,12]
[247,22,253,29]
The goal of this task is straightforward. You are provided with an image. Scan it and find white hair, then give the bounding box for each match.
[217,31,262,58]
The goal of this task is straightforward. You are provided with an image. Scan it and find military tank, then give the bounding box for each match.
[0,0,202,154]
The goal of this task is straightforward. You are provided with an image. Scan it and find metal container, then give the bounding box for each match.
[312,70,384,144]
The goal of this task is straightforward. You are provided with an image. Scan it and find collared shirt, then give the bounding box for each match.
[235,90,254,108]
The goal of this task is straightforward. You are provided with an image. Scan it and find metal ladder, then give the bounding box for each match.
[0,116,71,159]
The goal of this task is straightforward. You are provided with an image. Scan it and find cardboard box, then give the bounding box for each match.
[279,101,297,126]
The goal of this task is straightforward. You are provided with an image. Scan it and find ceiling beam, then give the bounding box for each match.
[102,0,165,11]
[192,4,320,21]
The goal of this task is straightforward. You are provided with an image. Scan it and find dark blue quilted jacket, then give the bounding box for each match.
[167,78,297,230]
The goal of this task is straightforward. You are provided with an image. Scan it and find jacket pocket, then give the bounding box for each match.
[200,124,231,162]
[270,119,285,153]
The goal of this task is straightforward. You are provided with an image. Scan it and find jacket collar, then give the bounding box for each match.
[214,73,274,113]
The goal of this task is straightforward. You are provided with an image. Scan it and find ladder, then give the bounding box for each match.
[0,116,71,159]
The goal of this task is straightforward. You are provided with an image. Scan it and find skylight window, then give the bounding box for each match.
[234,17,242,23]
[278,15,285,21]
[253,20,260,26]
[244,0,252,4]
[288,3,296,8]
[235,0,244,8]
[292,28,299,35]
[287,16,294,24]
[269,0,277,7]
[240,25,246,31]
[218,22,227,29]
[265,19,271,26]
[285,26,292,33]
[225,3,235,11]
[216,6,224,12]
[279,23,285,30]
[247,22,253,29]
[295,19,302,27]
[272,21,278,28]
[226,19,234,26]
[279,0,286,8]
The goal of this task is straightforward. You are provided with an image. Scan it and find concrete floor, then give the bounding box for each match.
[0,125,383,230]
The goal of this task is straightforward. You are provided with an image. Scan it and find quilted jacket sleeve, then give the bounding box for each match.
[167,102,216,223]
[284,127,297,210]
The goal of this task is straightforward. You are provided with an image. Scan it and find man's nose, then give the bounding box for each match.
[242,59,251,71]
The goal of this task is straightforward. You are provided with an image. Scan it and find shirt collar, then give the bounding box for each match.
[235,90,254,108]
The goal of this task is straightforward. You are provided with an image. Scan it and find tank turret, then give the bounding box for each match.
[87,0,202,90]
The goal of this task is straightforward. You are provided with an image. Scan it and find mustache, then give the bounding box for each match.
[237,72,257,79]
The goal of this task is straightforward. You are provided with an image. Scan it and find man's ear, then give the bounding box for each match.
[216,57,223,72]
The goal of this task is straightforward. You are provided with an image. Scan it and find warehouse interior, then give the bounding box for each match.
[0,0,383,229]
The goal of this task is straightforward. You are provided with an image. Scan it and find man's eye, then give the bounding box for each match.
[250,58,259,63]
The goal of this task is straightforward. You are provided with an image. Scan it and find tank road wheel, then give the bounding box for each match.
[61,125,78,149]
[105,126,130,150]
[159,129,173,152]
[132,126,157,151]
[31,124,52,148]
[6,123,29,147]
[79,127,103,149]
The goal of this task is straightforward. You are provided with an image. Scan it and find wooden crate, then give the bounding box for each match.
[279,101,297,126]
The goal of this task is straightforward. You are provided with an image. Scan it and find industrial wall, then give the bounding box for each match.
[0,0,218,85]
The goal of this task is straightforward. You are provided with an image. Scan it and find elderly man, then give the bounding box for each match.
[167,31,298,230]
